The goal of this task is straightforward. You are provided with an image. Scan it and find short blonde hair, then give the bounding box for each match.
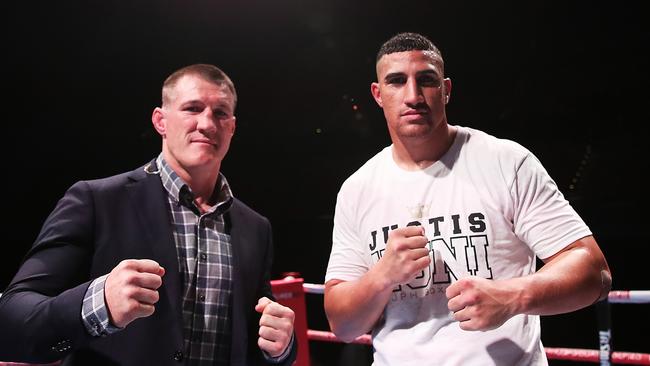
[161,63,237,107]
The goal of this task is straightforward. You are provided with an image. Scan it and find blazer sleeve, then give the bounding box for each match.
[0,181,98,363]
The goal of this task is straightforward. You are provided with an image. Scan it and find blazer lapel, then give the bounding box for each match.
[125,165,183,329]
[227,203,249,364]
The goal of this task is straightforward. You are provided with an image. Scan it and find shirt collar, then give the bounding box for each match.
[156,154,234,214]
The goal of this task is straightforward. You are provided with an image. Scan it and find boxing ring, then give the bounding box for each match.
[270,276,650,366]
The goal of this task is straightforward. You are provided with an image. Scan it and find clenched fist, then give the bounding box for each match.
[375,226,430,288]
[446,276,518,331]
[255,297,295,358]
[105,259,165,328]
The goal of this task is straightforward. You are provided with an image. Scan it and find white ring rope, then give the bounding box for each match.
[301,284,650,304]
[607,290,650,304]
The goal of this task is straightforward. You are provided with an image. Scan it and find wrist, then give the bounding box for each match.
[366,263,396,293]
[503,277,531,316]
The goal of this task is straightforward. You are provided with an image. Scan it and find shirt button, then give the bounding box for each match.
[173,350,184,361]
[199,294,205,301]
[200,253,207,261]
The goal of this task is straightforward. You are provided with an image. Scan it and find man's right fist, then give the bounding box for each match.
[105,259,165,328]
[377,226,430,287]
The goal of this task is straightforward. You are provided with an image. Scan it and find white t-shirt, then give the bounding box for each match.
[325,126,591,366]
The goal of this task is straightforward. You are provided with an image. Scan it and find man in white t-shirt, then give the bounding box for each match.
[324,32,612,366]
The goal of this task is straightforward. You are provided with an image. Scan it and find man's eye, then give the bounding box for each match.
[185,106,202,113]
[418,76,441,87]
[214,110,230,118]
[387,76,406,85]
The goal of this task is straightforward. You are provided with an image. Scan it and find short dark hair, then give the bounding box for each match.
[376,32,442,63]
[162,63,237,107]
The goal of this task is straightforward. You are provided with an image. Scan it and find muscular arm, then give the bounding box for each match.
[325,227,430,342]
[521,235,611,314]
[324,271,393,343]
[447,235,611,330]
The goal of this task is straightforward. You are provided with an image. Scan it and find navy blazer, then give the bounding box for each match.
[0,162,296,366]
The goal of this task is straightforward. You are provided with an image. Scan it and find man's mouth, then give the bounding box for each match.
[402,109,428,116]
[192,139,216,146]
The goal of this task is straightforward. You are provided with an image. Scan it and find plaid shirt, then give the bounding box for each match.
[159,156,234,365]
[82,155,235,365]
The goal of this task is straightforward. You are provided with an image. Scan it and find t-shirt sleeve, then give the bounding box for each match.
[325,184,371,283]
[510,153,592,259]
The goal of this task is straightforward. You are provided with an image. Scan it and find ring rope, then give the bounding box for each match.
[607,290,650,304]
[302,284,650,304]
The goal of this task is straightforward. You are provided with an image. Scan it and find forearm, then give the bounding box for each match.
[0,282,92,362]
[324,268,394,342]
[515,236,611,316]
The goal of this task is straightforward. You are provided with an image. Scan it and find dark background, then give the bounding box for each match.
[3,0,648,364]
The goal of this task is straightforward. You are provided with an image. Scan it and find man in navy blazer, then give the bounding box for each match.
[0,64,297,366]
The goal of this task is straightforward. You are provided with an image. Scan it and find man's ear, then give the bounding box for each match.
[230,116,236,135]
[151,107,166,137]
[443,78,452,104]
[370,82,383,108]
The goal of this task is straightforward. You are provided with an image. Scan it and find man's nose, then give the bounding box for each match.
[196,110,217,133]
[404,78,424,105]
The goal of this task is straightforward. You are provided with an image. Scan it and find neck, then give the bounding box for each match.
[391,124,457,171]
[163,155,221,204]
[181,166,221,204]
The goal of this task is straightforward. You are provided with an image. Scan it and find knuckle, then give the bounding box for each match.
[143,305,155,317]
[279,320,292,332]
[390,240,404,251]
[463,277,477,288]
[123,287,137,299]
[120,259,134,269]
[125,301,138,314]
[266,302,278,312]
[270,342,283,354]
[259,314,268,326]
